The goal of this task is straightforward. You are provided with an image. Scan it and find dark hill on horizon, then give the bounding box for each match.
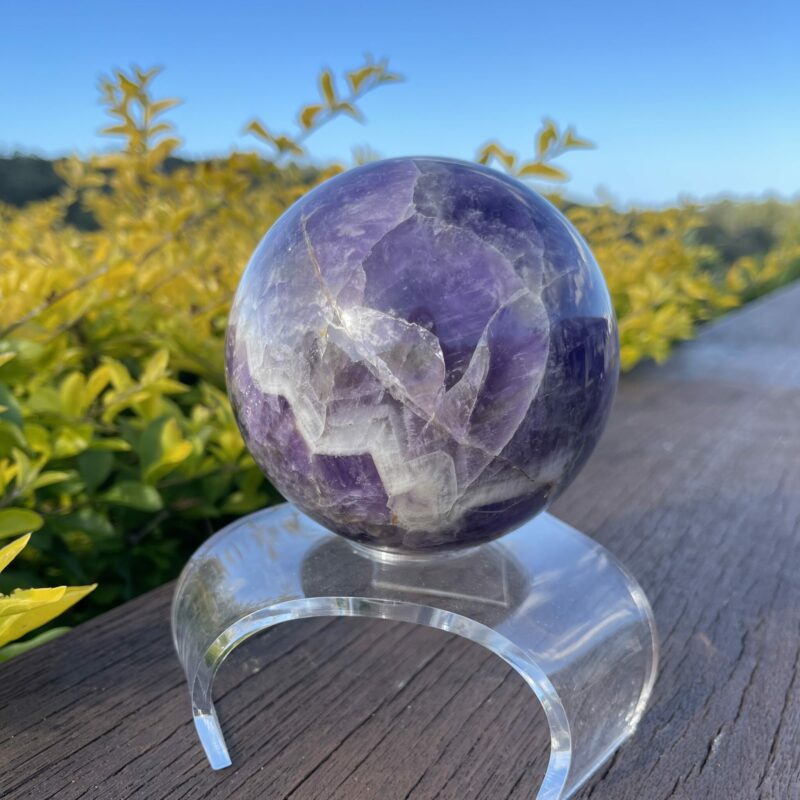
[0,155,63,206]
[0,153,323,207]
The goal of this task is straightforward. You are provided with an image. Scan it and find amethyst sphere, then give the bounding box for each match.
[226,157,618,552]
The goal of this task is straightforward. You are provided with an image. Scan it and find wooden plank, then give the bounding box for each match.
[2,283,799,799]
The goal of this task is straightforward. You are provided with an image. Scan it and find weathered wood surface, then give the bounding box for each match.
[2,283,799,800]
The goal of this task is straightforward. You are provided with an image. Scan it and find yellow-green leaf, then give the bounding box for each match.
[517,161,569,181]
[0,583,96,647]
[31,471,72,490]
[149,97,181,117]
[52,424,92,458]
[88,438,131,453]
[320,69,337,107]
[149,137,181,162]
[299,104,324,130]
[103,358,133,391]
[148,122,174,137]
[0,419,27,453]
[0,509,43,541]
[0,461,15,498]
[101,124,132,137]
[377,68,403,84]
[536,120,558,157]
[0,534,31,572]
[11,448,37,492]
[85,365,112,407]
[0,586,66,618]
[564,127,594,149]
[347,65,378,93]
[244,119,273,142]
[335,102,363,122]
[145,440,193,483]
[135,65,162,85]
[477,142,516,170]
[117,73,140,98]
[273,135,304,156]
[141,416,193,483]
[142,349,170,383]
[0,353,17,369]
[59,372,87,416]
[103,480,163,511]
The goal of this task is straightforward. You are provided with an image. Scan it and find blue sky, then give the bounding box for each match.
[2,0,798,205]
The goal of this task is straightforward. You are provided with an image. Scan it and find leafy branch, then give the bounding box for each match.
[243,55,403,160]
[98,65,182,164]
[477,118,594,182]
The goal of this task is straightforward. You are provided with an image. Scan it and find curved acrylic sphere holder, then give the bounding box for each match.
[172,503,658,799]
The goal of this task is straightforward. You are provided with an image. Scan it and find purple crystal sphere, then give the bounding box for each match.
[226,157,619,552]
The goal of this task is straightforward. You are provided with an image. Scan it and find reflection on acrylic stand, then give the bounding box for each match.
[172,504,657,800]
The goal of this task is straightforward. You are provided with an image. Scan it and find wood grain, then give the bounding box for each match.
[2,283,799,799]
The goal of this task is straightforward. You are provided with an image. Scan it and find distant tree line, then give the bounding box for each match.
[0,155,64,206]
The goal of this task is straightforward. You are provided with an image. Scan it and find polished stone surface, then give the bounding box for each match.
[226,157,618,551]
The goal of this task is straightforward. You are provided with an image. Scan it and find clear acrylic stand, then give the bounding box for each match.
[172,503,658,799]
